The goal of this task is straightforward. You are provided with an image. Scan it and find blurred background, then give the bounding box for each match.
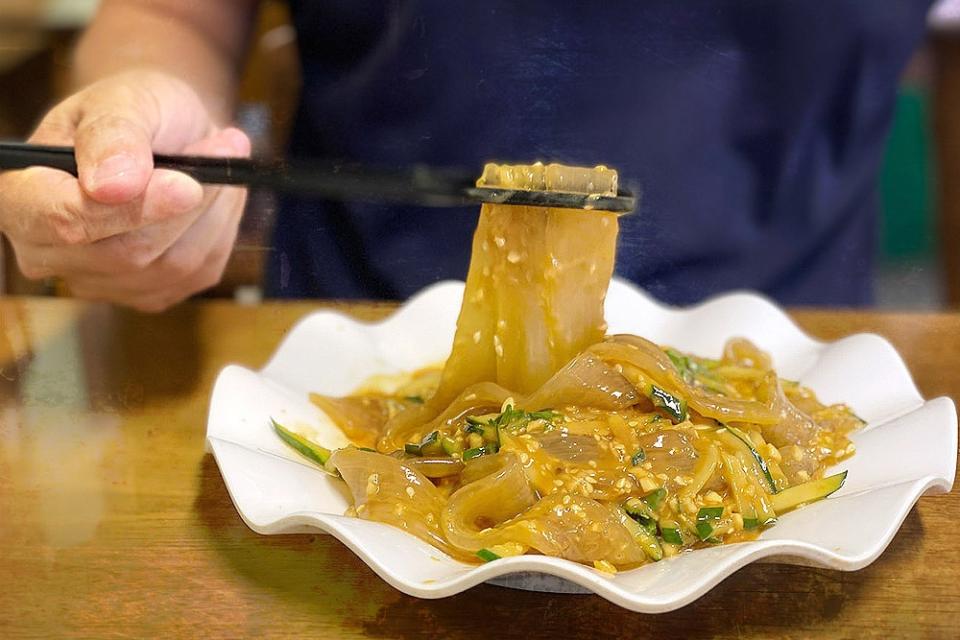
[0,0,958,310]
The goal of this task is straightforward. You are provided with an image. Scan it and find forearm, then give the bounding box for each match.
[73,0,259,124]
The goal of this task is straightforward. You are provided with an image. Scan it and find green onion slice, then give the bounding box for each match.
[272,418,332,466]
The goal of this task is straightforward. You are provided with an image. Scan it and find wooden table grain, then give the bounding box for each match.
[0,298,957,639]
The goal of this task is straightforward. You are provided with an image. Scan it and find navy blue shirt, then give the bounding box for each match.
[268,1,931,306]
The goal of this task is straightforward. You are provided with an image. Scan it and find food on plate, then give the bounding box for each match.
[274,162,862,570]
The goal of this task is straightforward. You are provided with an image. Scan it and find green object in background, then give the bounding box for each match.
[879,87,936,260]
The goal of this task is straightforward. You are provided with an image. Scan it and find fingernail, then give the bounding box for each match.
[91,153,136,189]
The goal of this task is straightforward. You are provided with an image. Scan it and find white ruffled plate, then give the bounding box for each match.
[205,280,957,613]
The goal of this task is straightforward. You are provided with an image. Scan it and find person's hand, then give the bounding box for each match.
[0,70,250,311]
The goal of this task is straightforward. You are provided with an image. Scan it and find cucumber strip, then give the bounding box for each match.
[719,450,758,524]
[465,416,500,448]
[717,426,777,493]
[440,435,462,456]
[752,489,778,525]
[476,548,500,562]
[404,443,422,456]
[727,426,777,492]
[272,419,332,466]
[463,446,490,461]
[666,348,694,381]
[419,430,444,456]
[742,515,775,529]
[649,385,688,423]
[483,422,501,451]
[623,497,656,526]
[636,526,664,561]
[528,410,559,422]
[464,416,488,430]
[764,456,789,493]
[617,508,663,561]
[741,429,788,491]
[770,471,847,513]
[667,348,730,395]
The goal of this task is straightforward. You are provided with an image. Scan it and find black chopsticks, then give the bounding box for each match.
[0,142,637,213]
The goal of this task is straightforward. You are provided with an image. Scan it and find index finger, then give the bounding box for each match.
[0,166,202,246]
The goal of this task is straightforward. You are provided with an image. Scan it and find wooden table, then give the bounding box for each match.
[0,298,957,638]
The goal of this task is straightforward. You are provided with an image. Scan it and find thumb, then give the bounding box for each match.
[72,90,160,206]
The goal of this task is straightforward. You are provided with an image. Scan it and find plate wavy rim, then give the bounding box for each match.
[205,279,957,613]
